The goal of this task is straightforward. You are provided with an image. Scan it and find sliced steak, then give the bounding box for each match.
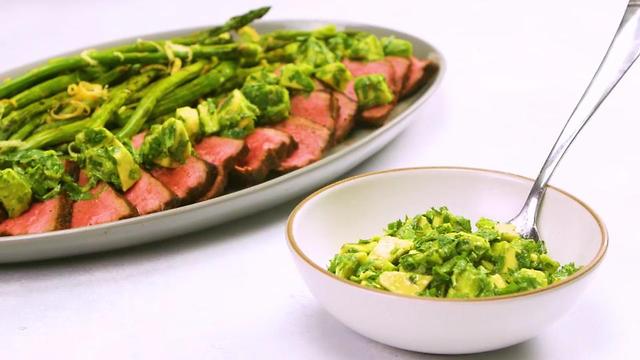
[0,196,71,236]
[195,136,247,172]
[385,56,412,95]
[274,116,331,173]
[341,59,396,101]
[401,56,431,98]
[195,136,247,200]
[151,156,217,205]
[331,92,358,142]
[360,103,396,127]
[124,170,178,215]
[341,59,398,127]
[233,128,296,185]
[132,131,218,204]
[290,91,335,135]
[72,172,138,228]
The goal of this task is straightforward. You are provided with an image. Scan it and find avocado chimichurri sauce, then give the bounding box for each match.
[328,207,581,298]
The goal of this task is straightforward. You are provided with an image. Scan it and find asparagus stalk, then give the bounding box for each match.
[107,7,268,53]
[117,61,205,138]
[94,65,134,86]
[22,71,158,149]
[31,117,77,134]
[0,6,268,99]
[0,43,256,100]
[150,61,236,117]
[0,92,67,140]
[1,65,133,130]
[0,58,86,100]
[8,114,45,140]
[0,73,83,118]
[172,6,270,45]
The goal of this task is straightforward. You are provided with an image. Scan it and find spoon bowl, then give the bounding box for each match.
[287,167,607,354]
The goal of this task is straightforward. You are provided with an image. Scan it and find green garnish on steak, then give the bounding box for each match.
[328,207,581,298]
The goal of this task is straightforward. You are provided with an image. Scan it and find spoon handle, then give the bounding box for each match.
[511,1,640,236]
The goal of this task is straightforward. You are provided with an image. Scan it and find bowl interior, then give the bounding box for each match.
[290,167,605,279]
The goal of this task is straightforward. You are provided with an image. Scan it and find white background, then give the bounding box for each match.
[0,0,638,358]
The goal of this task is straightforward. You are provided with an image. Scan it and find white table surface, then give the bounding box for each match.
[1,0,638,358]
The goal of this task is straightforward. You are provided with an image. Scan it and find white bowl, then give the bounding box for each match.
[287,167,607,354]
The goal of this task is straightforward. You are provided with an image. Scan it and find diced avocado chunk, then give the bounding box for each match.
[351,257,397,287]
[369,236,413,262]
[537,254,560,273]
[455,232,490,255]
[296,37,336,68]
[244,68,280,86]
[241,82,290,125]
[313,62,352,92]
[496,222,520,241]
[265,42,301,63]
[491,241,519,274]
[326,33,349,60]
[197,99,220,135]
[399,249,443,273]
[216,89,259,138]
[378,271,432,296]
[328,252,367,279]
[340,241,378,254]
[512,268,548,289]
[139,118,192,169]
[70,128,141,191]
[279,63,315,92]
[381,36,413,57]
[0,168,32,218]
[489,274,507,289]
[447,265,490,298]
[354,74,394,108]
[476,217,497,231]
[347,34,384,61]
[175,106,201,140]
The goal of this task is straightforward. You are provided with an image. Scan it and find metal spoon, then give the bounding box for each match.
[510,0,640,240]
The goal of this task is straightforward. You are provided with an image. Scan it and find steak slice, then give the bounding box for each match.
[195,136,248,200]
[385,56,412,95]
[331,92,358,142]
[360,103,396,127]
[341,59,396,101]
[233,128,296,185]
[0,196,71,236]
[72,172,138,228]
[341,59,398,127]
[151,156,217,205]
[290,91,335,135]
[401,56,431,98]
[132,131,218,205]
[124,170,179,215]
[274,116,331,173]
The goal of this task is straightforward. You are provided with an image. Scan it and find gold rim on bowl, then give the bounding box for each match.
[286,166,608,303]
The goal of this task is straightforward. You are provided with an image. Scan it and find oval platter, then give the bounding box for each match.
[0,20,444,263]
